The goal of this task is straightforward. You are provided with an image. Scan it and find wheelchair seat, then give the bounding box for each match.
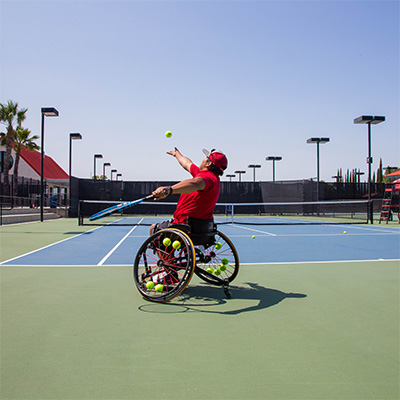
[171,218,217,246]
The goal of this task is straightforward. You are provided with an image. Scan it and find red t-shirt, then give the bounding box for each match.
[173,164,220,223]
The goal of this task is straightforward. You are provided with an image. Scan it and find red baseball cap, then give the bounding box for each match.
[202,148,228,173]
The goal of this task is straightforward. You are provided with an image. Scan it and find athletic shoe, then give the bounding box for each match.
[152,270,178,285]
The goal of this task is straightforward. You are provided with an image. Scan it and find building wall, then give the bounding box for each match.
[0,146,39,179]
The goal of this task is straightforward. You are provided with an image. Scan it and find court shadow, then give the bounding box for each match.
[139,282,307,315]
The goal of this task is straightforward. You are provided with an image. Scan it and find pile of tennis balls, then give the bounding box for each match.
[205,257,229,276]
[162,237,181,250]
[145,280,164,293]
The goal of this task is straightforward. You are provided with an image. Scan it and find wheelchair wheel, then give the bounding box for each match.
[133,229,196,302]
[194,230,239,286]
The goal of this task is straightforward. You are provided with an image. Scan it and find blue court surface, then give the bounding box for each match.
[1,218,399,266]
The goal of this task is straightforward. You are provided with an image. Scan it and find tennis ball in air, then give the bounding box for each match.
[165,131,172,138]
[214,268,221,276]
[220,264,226,272]
[252,235,255,239]
[343,231,347,234]
[146,281,155,290]
[215,242,222,250]
[206,267,213,274]
[221,257,229,265]
[155,284,164,293]
[163,237,171,246]
[172,240,181,250]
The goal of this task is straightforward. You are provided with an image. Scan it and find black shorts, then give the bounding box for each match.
[150,219,175,235]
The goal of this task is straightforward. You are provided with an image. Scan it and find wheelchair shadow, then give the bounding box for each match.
[139,282,307,315]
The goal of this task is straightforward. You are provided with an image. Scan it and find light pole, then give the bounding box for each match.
[355,170,365,183]
[234,170,246,182]
[93,154,103,180]
[103,162,111,180]
[248,164,261,182]
[332,175,342,183]
[265,156,282,182]
[40,107,59,222]
[226,174,236,182]
[111,169,117,181]
[69,133,82,217]
[306,138,330,201]
[116,173,122,181]
[354,115,385,223]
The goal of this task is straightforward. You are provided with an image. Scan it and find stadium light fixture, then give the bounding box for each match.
[306,138,330,201]
[93,154,103,180]
[111,169,117,181]
[265,156,282,183]
[116,173,122,181]
[248,165,261,182]
[40,107,59,222]
[234,170,246,182]
[103,162,111,180]
[354,115,385,223]
[69,133,82,217]
[226,174,236,182]
[331,175,342,183]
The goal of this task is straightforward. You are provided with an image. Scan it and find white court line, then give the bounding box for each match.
[97,218,143,266]
[230,224,276,236]
[225,232,400,238]
[0,225,103,265]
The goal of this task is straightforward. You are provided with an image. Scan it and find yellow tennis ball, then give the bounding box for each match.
[155,284,163,293]
[221,258,229,265]
[146,281,155,290]
[252,235,255,239]
[220,264,226,271]
[343,231,347,234]
[206,267,213,274]
[172,240,181,250]
[163,237,171,246]
[215,242,222,250]
[214,268,221,276]
[165,131,172,138]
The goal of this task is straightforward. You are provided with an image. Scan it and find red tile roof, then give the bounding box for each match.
[20,147,69,180]
[385,170,400,178]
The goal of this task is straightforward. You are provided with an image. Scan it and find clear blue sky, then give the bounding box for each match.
[1,0,399,183]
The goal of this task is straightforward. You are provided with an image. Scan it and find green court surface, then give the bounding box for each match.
[0,219,93,263]
[1,220,399,399]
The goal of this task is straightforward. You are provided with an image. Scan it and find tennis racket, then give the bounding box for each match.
[88,194,155,221]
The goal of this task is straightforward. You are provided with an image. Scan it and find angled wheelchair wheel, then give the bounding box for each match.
[133,229,196,302]
[194,230,239,286]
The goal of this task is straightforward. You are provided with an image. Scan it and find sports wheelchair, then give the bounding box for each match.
[133,218,239,302]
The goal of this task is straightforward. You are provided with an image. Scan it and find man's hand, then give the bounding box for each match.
[167,147,180,158]
[152,186,171,200]
[167,148,193,172]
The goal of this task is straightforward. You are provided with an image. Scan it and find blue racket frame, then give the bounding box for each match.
[88,194,155,221]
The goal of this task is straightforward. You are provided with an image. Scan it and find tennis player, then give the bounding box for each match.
[150,147,228,234]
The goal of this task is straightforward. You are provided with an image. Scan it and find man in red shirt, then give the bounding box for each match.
[150,147,228,233]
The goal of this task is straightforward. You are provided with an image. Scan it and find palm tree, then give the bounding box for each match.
[0,101,28,185]
[0,127,39,178]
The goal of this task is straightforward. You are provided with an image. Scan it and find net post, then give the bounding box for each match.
[368,200,373,224]
[78,200,83,226]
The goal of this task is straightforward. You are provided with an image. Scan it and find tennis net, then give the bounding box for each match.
[78,199,369,226]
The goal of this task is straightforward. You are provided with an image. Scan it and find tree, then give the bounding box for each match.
[0,101,28,184]
[0,127,39,178]
[377,158,383,183]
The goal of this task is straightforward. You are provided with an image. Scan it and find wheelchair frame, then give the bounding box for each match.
[133,225,239,302]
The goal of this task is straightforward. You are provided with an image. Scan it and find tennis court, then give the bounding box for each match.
[1,218,399,399]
